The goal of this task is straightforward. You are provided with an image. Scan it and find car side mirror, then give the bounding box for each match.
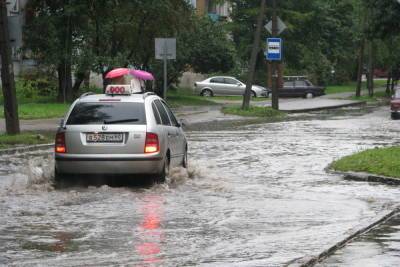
[179,119,187,128]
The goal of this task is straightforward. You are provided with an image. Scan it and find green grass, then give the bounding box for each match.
[331,146,400,178]
[0,103,70,120]
[349,91,388,103]
[222,105,286,118]
[0,132,54,149]
[166,88,217,108]
[326,80,387,94]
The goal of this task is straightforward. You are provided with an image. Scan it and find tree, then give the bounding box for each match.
[0,0,20,134]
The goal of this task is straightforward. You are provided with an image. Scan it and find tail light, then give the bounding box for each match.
[55,132,67,153]
[145,132,159,153]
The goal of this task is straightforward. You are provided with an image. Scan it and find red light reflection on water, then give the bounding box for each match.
[135,195,164,266]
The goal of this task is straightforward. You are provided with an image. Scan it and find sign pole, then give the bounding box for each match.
[271,0,279,110]
[163,41,167,100]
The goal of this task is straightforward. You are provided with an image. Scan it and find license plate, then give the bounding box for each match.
[86,133,123,143]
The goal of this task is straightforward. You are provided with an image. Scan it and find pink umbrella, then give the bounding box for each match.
[130,69,155,80]
[105,68,130,79]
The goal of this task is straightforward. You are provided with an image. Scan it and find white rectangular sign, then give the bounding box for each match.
[155,38,176,60]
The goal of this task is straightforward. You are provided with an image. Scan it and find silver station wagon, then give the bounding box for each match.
[54,84,188,181]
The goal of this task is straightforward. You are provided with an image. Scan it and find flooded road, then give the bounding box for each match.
[1,106,400,266]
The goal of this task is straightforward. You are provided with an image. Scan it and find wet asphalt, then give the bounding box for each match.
[0,105,400,266]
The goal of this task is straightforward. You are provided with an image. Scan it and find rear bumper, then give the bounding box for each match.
[55,154,163,174]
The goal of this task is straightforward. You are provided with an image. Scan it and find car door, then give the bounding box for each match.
[224,78,245,96]
[154,100,177,160]
[294,80,307,96]
[161,101,186,166]
[209,77,226,96]
[281,81,294,97]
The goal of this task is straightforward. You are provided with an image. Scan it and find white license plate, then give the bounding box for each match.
[86,133,123,143]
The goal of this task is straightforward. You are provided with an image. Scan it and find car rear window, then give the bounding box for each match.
[66,102,146,125]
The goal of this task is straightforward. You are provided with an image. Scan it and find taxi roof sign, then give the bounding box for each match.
[105,84,141,95]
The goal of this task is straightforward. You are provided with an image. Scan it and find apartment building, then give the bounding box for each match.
[189,0,230,21]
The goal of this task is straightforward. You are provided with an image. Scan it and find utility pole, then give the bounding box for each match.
[271,0,279,110]
[0,0,19,134]
[242,0,266,110]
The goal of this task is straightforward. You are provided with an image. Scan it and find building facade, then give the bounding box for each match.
[191,0,230,21]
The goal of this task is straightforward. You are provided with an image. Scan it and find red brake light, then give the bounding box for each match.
[55,132,66,153]
[145,132,159,153]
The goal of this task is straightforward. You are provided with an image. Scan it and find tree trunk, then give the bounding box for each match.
[367,40,374,97]
[57,62,72,102]
[242,0,266,110]
[0,0,19,134]
[355,40,365,97]
[386,68,392,96]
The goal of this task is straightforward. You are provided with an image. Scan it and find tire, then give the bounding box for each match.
[266,92,270,98]
[391,112,399,120]
[305,92,314,99]
[251,91,257,98]
[157,156,170,183]
[201,89,213,97]
[182,148,188,168]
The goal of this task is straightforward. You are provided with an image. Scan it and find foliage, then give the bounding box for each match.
[0,132,54,149]
[331,146,400,178]
[222,105,285,117]
[23,0,236,98]
[0,103,69,120]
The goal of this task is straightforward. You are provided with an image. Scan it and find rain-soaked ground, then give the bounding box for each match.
[317,213,400,266]
[1,106,400,266]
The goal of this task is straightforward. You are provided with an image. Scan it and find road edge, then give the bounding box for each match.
[281,100,366,113]
[0,143,54,156]
[328,169,400,185]
[289,207,400,267]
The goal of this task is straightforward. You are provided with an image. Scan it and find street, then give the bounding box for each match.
[1,106,400,266]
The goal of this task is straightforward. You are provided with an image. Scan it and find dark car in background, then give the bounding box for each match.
[390,87,400,119]
[276,77,325,98]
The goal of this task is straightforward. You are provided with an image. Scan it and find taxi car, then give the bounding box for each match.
[54,84,188,181]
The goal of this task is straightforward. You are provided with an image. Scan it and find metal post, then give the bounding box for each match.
[271,0,279,110]
[163,41,167,100]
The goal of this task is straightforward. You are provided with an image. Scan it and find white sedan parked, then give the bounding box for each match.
[194,76,269,98]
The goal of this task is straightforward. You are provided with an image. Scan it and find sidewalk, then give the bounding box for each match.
[0,89,381,133]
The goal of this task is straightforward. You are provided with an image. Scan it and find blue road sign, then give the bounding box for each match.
[266,38,282,61]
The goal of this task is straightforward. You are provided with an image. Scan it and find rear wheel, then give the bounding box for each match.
[201,89,213,97]
[305,92,314,99]
[157,156,170,182]
[251,91,257,98]
[182,148,188,168]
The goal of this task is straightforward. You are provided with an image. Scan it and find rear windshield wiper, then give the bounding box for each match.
[104,118,139,124]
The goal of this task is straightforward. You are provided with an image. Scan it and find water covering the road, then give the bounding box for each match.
[1,107,400,266]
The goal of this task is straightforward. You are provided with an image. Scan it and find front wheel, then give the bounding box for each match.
[251,91,257,98]
[391,112,399,120]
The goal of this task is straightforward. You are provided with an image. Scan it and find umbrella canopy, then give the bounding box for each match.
[130,69,155,81]
[105,68,130,79]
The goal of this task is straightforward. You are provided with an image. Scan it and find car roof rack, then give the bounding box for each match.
[284,76,308,81]
[80,92,96,98]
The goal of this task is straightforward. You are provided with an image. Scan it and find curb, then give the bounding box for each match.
[329,169,400,185]
[280,101,366,113]
[289,207,400,266]
[0,143,54,156]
